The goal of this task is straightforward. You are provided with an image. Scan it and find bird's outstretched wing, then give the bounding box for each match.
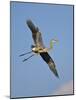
[40,52,59,78]
[26,20,45,48]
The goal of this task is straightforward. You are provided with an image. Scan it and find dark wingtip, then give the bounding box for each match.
[53,67,59,78]
[49,64,59,78]
[26,19,38,33]
[26,19,32,24]
[55,71,59,78]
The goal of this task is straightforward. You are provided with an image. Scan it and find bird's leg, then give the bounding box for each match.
[19,51,32,57]
[23,54,34,62]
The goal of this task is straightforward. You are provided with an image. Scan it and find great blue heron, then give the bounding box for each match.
[20,20,59,78]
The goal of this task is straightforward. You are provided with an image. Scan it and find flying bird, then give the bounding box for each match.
[20,20,59,78]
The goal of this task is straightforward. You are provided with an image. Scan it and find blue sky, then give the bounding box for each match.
[10,2,73,98]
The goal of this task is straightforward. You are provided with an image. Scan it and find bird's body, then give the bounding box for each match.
[23,19,59,78]
[32,46,48,53]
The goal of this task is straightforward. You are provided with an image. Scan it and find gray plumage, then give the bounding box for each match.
[27,20,45,48]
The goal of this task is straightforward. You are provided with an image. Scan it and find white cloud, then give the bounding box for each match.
[52,80,73,95]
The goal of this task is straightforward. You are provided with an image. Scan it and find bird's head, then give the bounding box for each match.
[50,39,59,49]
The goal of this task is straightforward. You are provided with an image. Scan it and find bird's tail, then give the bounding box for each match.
[26,20,38,33]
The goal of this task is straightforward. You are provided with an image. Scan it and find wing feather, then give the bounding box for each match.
[40,52,59,78]
[26,20,45,48]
